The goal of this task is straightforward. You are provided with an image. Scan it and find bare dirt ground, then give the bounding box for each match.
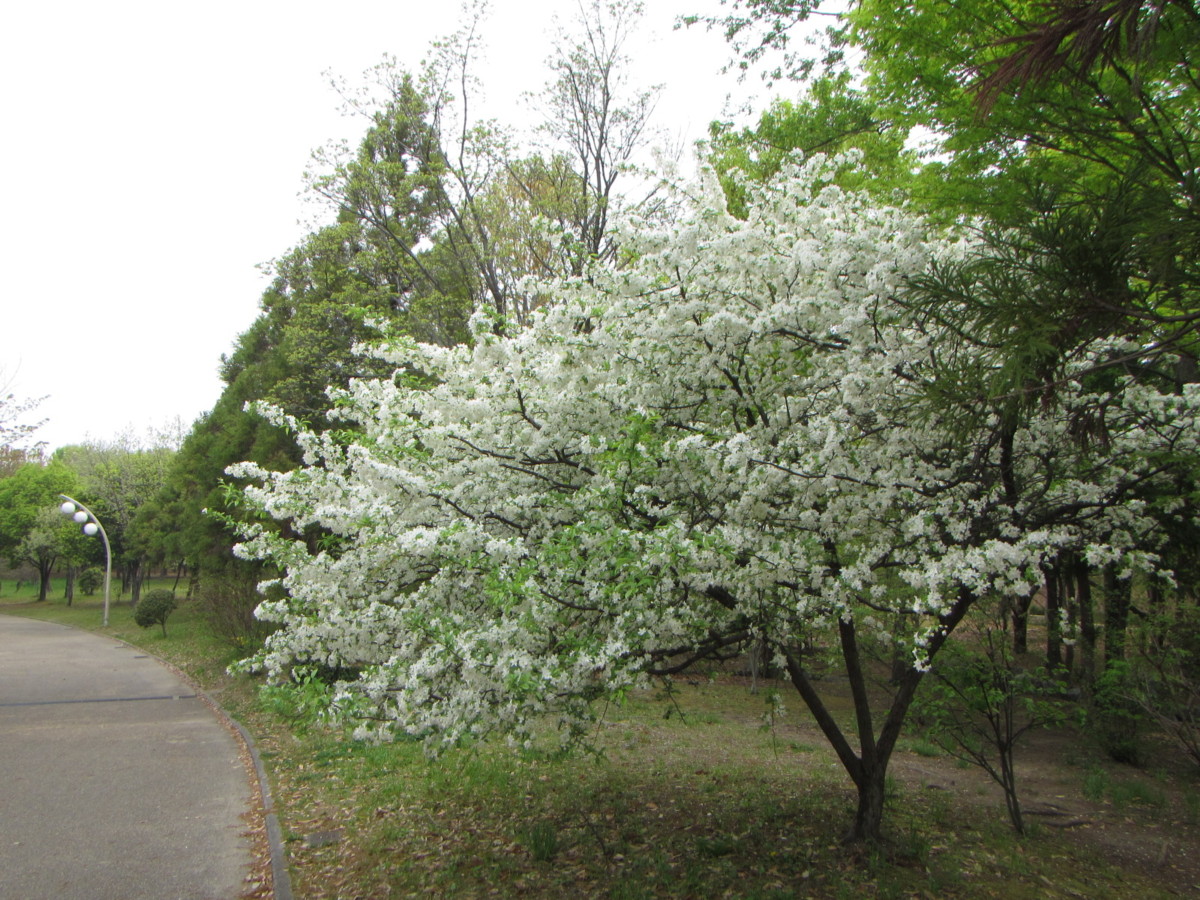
[887,725,1200,896]
[705,666,1200,897]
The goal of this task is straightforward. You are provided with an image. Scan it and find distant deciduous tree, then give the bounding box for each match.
[536,0,664,272]
[0,463,80,600]
[56,436,175,604]
[706,72,912,217]
[0,374,45,476]
[14,508,80,602]
[136,0,672,594]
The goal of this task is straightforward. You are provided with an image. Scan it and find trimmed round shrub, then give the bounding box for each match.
[134,589,177,636]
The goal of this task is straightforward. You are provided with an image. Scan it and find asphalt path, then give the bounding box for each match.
[0,615,255,899]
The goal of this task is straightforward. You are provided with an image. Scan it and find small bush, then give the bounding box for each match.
[258,667,335,732]
[134,589,177,636]
[1083,766,1109,801]
[909,737,942,758]
[1130,603,1200,771]
[78,567,104,596]
[1091,661,1144,765]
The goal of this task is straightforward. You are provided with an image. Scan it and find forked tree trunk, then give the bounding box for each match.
[784,590,976,843]
[1010,593,1033,655]
[785,644,892,844]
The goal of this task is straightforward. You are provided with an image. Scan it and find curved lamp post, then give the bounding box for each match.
[59,494,111,626]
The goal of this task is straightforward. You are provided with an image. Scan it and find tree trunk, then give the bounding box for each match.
[129,559,144,606]
[1145,579,1167,656]
[889,640,909,684]
[783,589,976,844]
[1064,594,1076,673]
[1076,559,1096,688]
[997,417,1032,658]
[1044,565,1063,668]
[784,645,891,844]
[64,565,75,605]
[1103,568,1131,665]
[999,743,1025,836]
[35,559,54,601]
[851,763,888,843]
[1011,593,1033,655]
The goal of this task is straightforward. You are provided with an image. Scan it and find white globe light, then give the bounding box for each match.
[60,501,76,516]
[83,522,99,536]
[73,511,89,523]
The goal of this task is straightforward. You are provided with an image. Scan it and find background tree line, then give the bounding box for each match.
[122,0,664,614]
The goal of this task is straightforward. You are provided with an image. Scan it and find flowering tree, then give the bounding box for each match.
[234,156,1200,842]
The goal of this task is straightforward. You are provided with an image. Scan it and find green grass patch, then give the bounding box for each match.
[1109,779,1167,810]
[904,736,943,758]
[1082,766,1169,811]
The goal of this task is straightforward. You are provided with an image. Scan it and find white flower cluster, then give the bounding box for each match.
[233,154,1200,752]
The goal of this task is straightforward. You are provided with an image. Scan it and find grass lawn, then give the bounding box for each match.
[3,581,1196,898]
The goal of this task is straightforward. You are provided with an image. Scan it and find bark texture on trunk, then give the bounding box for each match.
[1044,565,1063,668]
[1103,567,1130,666]
[784,590,976,843]
[1011,593,1032,655]
[1076,559,1096,688]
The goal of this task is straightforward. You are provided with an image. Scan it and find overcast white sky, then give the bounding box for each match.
[1,0,770,451]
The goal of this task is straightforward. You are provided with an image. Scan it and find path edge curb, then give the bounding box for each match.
[228,714,294,900]
[133,644,296,900]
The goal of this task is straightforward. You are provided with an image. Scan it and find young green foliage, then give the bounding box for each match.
[916,621,1072,834]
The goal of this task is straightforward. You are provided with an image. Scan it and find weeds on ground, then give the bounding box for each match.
[1082,765,1169,811]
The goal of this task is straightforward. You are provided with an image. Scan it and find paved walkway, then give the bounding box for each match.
[0,616,256,899]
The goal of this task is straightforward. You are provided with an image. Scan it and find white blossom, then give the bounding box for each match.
[231,156,1200,754]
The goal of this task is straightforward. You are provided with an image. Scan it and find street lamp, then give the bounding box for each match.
[59,494,111,627]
